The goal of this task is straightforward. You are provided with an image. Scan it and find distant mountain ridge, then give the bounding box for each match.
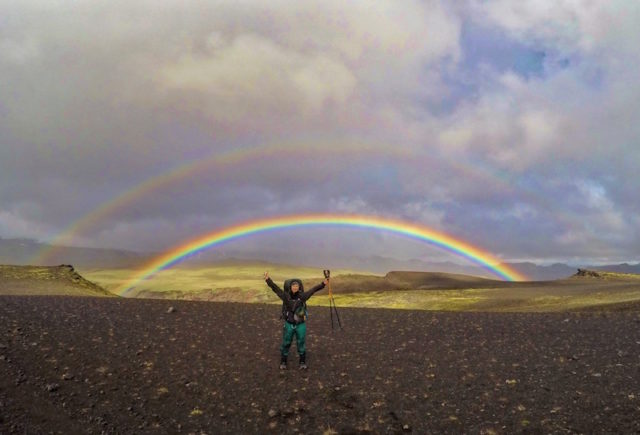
[505,262,640,281]
[0,237,637,281]
[0,237,147,268]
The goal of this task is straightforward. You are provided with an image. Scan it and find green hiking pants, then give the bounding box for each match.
[280,321,306,357]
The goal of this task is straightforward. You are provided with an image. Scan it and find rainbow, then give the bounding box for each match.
[32,140,551,265]
[32,141,382,264]
[116,213,527,296]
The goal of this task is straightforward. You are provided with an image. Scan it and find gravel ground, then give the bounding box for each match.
[1,295,640,434]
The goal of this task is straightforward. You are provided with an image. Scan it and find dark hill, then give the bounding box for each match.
[384,271,502,289]
[325,271,514,294]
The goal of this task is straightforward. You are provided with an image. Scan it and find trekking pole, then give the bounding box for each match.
[332,290,342,329]
[324,270,334,329]
[329,288,335,329]
[324,270,342,330]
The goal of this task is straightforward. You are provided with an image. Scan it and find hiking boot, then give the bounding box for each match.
[299,354,307,370]
[279,355,287,370]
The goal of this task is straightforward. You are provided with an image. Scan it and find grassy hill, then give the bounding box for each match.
[0,265,113,297]
[330,269,640,311]
[4,259,639,311]
[81,261,363,302]
[82,264,513,299]
[80,263,640,312]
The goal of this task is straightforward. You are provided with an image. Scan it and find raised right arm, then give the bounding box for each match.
[265,277,286,301]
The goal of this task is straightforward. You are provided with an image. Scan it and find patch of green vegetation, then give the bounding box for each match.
[80,264,364,298]
[310,289,488,311]
[80,263,640,311]
[599,271,640,280]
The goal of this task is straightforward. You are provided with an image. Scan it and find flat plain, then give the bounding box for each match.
[2,295,640,434]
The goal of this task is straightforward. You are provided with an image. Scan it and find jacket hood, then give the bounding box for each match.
[284,278,304,293]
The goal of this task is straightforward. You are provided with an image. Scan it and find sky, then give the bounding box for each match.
[1,0,639,266]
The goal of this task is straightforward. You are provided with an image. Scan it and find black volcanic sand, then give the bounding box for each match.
[1,297,640,434]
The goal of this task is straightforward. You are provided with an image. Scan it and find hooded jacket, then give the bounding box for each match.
[265,277,325,324]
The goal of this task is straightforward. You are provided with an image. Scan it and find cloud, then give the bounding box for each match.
[1,1,639,265]
[0,37,40,64]
[0,204,56,241]
[159,33,357,124]
[436,75,566,171]
[152,0,461,134]
[469,0,640,58]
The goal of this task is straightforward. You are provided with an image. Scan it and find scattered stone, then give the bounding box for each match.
[62,373,74,380]
[189,407,203,417]
[167,306,176,314]
[4,292,640,433]
[282,407,294,417]
[46,383,60,392]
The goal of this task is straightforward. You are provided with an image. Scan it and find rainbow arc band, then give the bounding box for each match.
[116,214,527,296]
[33,141,549,265]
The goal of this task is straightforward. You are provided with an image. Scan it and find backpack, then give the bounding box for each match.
[281,278,309,323]
[291,298,309,323]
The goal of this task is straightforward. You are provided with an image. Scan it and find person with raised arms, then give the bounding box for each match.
[264,271,328,370]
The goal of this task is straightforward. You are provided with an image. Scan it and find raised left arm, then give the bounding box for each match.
[301,280,327,301]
